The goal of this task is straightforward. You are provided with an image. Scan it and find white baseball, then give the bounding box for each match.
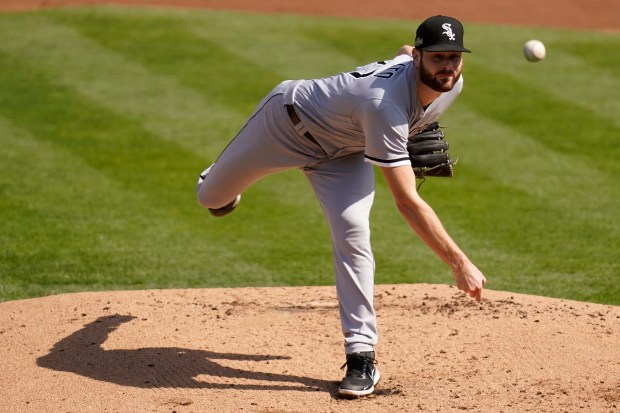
[523,40,546,62]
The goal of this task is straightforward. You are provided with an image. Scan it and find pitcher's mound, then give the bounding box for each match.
[1,284,619,412]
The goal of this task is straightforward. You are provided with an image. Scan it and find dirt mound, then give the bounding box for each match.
[1,285,618,412]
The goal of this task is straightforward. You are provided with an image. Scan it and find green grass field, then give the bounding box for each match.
[0,6,618,304]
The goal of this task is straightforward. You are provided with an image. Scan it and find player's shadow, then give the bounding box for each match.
[37,314,337,395]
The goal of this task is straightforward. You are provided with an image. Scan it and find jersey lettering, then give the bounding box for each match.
[349,70,376,78]
[349,63,405,79]
[349,61,386,78]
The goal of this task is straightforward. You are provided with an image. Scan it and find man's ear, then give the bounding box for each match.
[412,49,421,65]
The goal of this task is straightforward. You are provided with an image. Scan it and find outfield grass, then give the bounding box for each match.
[0,6,618,304]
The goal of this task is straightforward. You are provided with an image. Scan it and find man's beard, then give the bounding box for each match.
[419,60,462,92]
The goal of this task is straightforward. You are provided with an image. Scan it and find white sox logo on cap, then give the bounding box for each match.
[442,23,456,41]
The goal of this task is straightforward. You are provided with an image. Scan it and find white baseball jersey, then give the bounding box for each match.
[283,54,463,167]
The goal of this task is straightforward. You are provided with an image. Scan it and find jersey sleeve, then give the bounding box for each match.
[354,99,411,168]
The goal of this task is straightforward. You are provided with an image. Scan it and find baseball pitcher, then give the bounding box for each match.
[197,15,486,397]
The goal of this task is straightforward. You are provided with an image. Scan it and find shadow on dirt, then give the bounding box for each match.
[37,314,339,396]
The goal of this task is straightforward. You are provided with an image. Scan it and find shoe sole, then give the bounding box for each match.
[338,369,381,398]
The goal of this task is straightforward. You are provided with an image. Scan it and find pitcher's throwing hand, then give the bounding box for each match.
[454,261,487,302]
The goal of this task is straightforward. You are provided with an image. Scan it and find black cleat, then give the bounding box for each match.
[339,351,380,397]
[208,195,241,217]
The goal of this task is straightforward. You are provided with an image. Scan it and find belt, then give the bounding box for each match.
[285,104,321,147]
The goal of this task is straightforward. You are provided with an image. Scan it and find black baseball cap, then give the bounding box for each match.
[414,15,471,53]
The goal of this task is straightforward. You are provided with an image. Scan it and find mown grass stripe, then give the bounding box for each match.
[0,53,283,291]
[56,6,405,79]
[496,49,620,128]
[0,115,156,292]
[0,13,246,159]
[448,108,618,235]
[463,24,620,127]
[186,10,370,79]
[462,61,619,176]
[49,9,281,108]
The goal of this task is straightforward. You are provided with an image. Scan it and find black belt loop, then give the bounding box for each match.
[285,104,321,147]
[286,104,301,125]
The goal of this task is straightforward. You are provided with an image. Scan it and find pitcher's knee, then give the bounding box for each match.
[196,182,221,209]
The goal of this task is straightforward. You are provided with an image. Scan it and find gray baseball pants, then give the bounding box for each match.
[197,82,377,354]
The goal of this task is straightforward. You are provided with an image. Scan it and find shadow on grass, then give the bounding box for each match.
[37,314,338,396]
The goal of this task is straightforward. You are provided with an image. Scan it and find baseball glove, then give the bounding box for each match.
[407,122,455,178]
